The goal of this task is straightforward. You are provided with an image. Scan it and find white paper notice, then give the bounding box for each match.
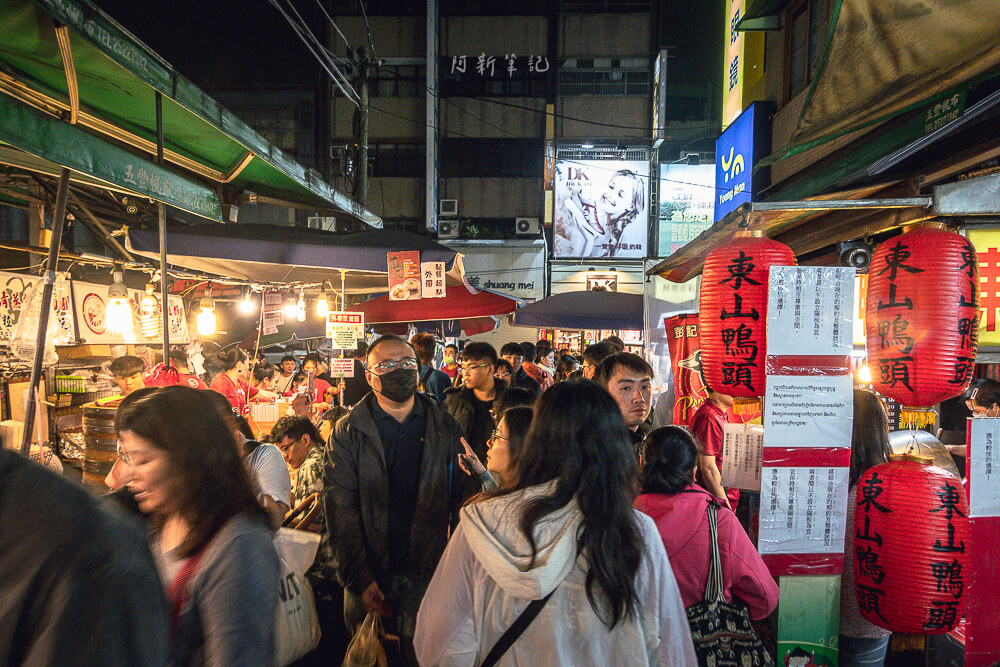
[970,418,1000,517]
[329,358,355,379]
[722,423,764,491]
[764,374,853,447]
[767,266,854,356]
[331,329,357,350]
[421,261,447,298]
[758,466,849,555]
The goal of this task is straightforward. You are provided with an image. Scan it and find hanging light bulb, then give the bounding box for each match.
[284,295,298,319]
[105,269,134,335]
[857,362,872,385]
[139,283,160,338]
[197,286,217,336]
[316,289,331,317]
[296,290,307,322]
[238,289,256,314]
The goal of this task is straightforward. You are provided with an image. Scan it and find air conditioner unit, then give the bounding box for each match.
[437,219,460,239]
[515,217,540,237]
[439,199,458,217]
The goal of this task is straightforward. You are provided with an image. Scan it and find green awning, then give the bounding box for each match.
[0,93,222,219]
[736,0,787,31]
[0,0,381,227]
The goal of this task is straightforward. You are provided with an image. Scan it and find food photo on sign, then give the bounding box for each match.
[553,159,648,258]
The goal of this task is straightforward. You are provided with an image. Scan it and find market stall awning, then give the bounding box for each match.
[0,0,380,226]
[647,180,933,283]
[350,287,521,324]
[126,224,467,294]
[510,291,643,331]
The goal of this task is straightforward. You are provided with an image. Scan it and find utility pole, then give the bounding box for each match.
[354,47,376,207]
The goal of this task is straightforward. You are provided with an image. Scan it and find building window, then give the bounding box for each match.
[373,65,426,97]
[558,57,651,97]
[440,56,549,98]
[441,138,543,177]
[370,143,425,177]
[785,0,834,101]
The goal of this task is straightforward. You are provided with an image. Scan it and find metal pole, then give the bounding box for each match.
[156,92,170,362]
[20,168,71,457]
[425,0,438,234]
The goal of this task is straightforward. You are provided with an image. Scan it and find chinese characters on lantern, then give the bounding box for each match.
[925,480,966,630]
[718,250,761,392]
[855,472,891,623]
[874,240,923,393]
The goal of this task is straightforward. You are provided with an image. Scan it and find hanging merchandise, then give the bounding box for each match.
[699,230,796,398]
[853,455,970,634]
[9,280,64,366]
[865,226,979,408]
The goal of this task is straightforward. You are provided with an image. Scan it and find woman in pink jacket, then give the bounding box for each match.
[634,426,779,619]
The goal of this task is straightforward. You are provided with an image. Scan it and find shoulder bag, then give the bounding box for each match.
[685,499,774,667]
[478,588,555,667]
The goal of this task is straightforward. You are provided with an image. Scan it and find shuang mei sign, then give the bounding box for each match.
[714,102,772,223]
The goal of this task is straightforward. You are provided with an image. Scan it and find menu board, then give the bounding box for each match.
[767,266,854,356]
[758,466,850,555]
[387,251,421,301]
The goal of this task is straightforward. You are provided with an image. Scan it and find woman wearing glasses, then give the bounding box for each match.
[115,385,279,666]
[458,406,533,493]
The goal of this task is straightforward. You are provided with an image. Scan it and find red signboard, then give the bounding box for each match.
[665,313,706,426]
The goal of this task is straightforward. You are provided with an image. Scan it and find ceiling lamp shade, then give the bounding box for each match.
[854,456,970,634]
[699,231,796,398]
[865,226,979,408]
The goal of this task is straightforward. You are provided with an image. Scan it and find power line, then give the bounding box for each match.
[358,0,378,60]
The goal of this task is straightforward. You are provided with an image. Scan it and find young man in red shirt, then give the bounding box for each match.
[690,386,738,510]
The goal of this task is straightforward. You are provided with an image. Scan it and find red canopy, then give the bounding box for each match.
[350,287,520,324]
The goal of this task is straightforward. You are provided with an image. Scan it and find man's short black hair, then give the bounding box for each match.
[602,335,625,353]
[500,342,524,358]
[269,415,322,446]
[445,343,458,352]
[520,341,536,363]
[365,334,415,363]
[460,341,498,365]
[110,355,146,378]
[280,354,296,364]
[593,351,654,386]
[583,341,615,366]
[168,349,189,367]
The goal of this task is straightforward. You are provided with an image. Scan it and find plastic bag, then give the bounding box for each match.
[274,551,321,666]
[342,613,388,667]
[274,527,320,577]
[9,280,61,367]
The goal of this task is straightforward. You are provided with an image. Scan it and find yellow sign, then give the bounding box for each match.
[722,0,765,129]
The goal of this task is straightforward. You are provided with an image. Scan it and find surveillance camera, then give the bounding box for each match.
[840,241,872,273]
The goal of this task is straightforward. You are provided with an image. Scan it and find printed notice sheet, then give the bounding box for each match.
[722,423,764,491]
[768,266,854,356]
[759,466,849,555]
[764,374,853,447]
[970,418,1000,517]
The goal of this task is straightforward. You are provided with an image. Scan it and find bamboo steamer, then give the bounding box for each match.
[81,402,118,488]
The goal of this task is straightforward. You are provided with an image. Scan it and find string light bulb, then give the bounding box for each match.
[316,289,331,317]
[857,362,872,385]
[238,289,256,314]
[196,286,216,336]
[284,295,297,319]
[296,291,306,322]
[139,283,160,338]
[105,269,134,335]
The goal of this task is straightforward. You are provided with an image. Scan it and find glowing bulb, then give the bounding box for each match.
[197,293,216,336]
[284,298,297,319]
[296,291,306,322]
[238,290,256,314]
[105,270,134,335]
[857,363,872,384]
[139,284,160,338]
[316,292,330,317]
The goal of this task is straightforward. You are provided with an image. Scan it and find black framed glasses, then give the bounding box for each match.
[368,358,419,374]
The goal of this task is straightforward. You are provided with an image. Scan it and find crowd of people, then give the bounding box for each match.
[2,332,910,666]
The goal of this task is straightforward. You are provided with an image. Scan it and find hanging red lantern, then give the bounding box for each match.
[865,225,979,408]
[699,231,795,398]
[853,455,970,634]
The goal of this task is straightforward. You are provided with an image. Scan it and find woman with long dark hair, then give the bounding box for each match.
[840,390,893,667]
[210,348,276,415]
[415,381,696,666]
[116,385,279,666]
[459,405,534,493]
[635,426,778,617]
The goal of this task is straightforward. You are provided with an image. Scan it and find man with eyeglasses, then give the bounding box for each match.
[324,335,469,666]
[443,342,508,462]
[499,342,540,395]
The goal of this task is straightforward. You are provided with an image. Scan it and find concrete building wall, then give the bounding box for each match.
[331,16,424,58]
[558,97,647,138]
[440,98,545,138]
[440,178,541,218]
[443,16,547,55]
[367,177,425,218]
[559,14,651,56]
[331,97,425,141]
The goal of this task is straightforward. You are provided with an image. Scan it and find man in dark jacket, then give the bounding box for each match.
[443,342,508,462]
[499,341,540,395]
[324,335,471,666]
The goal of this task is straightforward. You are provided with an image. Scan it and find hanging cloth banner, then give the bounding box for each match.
[664,313,706,427]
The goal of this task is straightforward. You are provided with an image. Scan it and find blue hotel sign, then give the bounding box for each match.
[714,102,772,222]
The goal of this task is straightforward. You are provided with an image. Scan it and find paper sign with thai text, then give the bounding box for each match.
[764,374,853,447]
[970,418,1000,517]
[759,466,849,555]
[387,250,421,301]
[420,261,446,298]
[768,266,854,356]
[722,423,764,491]
[329,358,355,378]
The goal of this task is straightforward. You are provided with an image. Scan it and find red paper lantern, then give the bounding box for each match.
[699,232,795,398]
[853,456,970,633]
[865,226,979,408]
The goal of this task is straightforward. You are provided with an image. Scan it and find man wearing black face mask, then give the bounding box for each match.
[323,335,471,666]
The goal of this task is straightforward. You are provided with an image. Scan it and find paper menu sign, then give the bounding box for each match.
[387,251,421,300]
[722,423,764,491]
[421,261,446,298]
[763,374,853,447]
[326,312,364,338]
[758,466,849,555]
[329,358,355,378]
[767,266,854,356]
[970,418,1000,517]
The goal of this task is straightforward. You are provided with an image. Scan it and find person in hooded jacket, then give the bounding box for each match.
[414,380,697,667]
[634,426,779,619]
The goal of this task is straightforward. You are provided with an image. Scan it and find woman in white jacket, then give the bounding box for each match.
[415,381,697,666]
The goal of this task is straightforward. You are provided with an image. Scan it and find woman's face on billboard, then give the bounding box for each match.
[598,175,636,218]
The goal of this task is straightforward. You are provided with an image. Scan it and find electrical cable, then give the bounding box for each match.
[282,0,359,101]
[358,0,378,60]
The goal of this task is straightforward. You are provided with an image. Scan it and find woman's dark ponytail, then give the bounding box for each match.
[640,426,701,495]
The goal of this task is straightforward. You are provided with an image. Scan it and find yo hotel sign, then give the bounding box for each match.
[714,101,772,223]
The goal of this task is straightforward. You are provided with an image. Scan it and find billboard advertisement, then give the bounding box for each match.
[658,163,715,257]
[553,159,649,258]
[714,101,771,223]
